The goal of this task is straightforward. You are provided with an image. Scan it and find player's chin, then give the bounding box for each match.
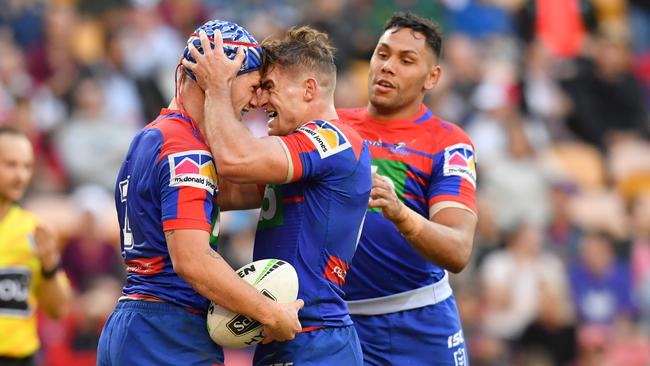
[267,124,280,136]
[7,186,27,201]
[369,94,398,110]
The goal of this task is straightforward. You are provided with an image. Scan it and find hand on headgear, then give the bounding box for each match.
[181,20,262,80]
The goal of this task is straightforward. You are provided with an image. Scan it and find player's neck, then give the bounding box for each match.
[169,83,208,138]
[367,99,423,121]
[302,101,338,125]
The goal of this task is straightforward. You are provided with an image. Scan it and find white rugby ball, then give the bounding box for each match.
[207,258,299,349]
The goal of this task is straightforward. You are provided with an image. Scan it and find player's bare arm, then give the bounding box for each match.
[182,30,290,184]
[217,178,263,211]
[165,229,303,341]
[369,173,477,273]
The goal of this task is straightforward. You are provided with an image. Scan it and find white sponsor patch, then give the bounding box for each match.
[443,143,476,188]
[297,120,351,159]
[167,150,218,194]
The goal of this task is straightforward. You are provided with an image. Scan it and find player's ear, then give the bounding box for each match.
[424,65,441,91]
[303,77,317,102]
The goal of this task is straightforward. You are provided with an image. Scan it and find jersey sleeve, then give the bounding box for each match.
[277,120,361,183]
[426,125,477,217]
[157,148,218,232]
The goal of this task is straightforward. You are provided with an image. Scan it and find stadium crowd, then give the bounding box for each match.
[1,0,649,365]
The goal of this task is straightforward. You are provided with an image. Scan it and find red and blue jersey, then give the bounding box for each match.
[339,105,477,300]
[115,108,218,313]
[253,119,372,328]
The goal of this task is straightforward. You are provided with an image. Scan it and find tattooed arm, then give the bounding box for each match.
[166,229,303,341]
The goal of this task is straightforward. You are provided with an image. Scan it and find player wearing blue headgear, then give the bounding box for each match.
[183,27,370,365]
[97,20,302,366]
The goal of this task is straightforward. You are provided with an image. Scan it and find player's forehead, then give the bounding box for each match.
[237,70,261,86]
[376,27,432,58]
[0,134,32,161]
[260,64,291,87]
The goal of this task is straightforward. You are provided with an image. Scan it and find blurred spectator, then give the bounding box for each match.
[562,26,650,149]
[119,0,183,120]
[430,34,482,124]
[468,70,552,230]
[533,0,587,58]
[159,0,209,37]
[606,316,650,366]
[607,137,650,200]
[546,182,583,258]
[515,281,577,366]
[100,31,146,128]
[0,0,45,50]
[26,4,80,97]
[479,224,567,340]
[575,320,650,366]
[302,0,356,70]
[61,186,123,291]
[444,0,515,39]
[630,191,650,332]
[54,75,136,191]
[0,30,33,123]
[522,40,572,140]
[569,231,635,325]
[43,276,122,366]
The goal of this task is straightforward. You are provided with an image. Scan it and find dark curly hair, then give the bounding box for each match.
[383,12,443,59]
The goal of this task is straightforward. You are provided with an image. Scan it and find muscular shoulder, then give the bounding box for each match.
[291,119,363,159]
[336,108,366,127]
[421,117,474,153]
[148,117,209,161]
[328,119,365,154]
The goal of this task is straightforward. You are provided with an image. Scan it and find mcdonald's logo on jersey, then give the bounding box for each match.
[443,143,476,188]
[168,150,217,193]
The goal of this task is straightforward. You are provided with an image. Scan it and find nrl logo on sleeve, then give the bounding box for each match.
[443,143,476,188]
[297,120,351,159]
[168,150,217,193]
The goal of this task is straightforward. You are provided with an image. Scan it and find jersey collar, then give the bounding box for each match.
[361,104,430,128]
[159,108,207,143]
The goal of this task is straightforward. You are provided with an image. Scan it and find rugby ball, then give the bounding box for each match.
[207,259,299,348]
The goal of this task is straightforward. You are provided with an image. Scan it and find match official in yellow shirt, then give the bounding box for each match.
[0,127,71,366]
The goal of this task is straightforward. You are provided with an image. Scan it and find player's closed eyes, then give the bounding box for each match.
[260,80,274,91]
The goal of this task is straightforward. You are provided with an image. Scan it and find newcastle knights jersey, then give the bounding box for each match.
[339,105,478,301]
[254,119,372,328]
[115,108,218,313]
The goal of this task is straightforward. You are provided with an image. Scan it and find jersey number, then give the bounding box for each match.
[119,177,134,250]
[258,185,283,230]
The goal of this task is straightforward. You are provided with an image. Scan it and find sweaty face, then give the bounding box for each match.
[231,71,261,117]
[0,134,33,203]
[259,66,307,136]
[368,27,438,113]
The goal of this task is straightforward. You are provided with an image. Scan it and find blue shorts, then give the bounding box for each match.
[253,325,363,366]
[97,300,224,366]
[351,296,469,366]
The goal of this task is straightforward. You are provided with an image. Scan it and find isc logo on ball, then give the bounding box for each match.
[224,290,276,336]
[207,259,299,348]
